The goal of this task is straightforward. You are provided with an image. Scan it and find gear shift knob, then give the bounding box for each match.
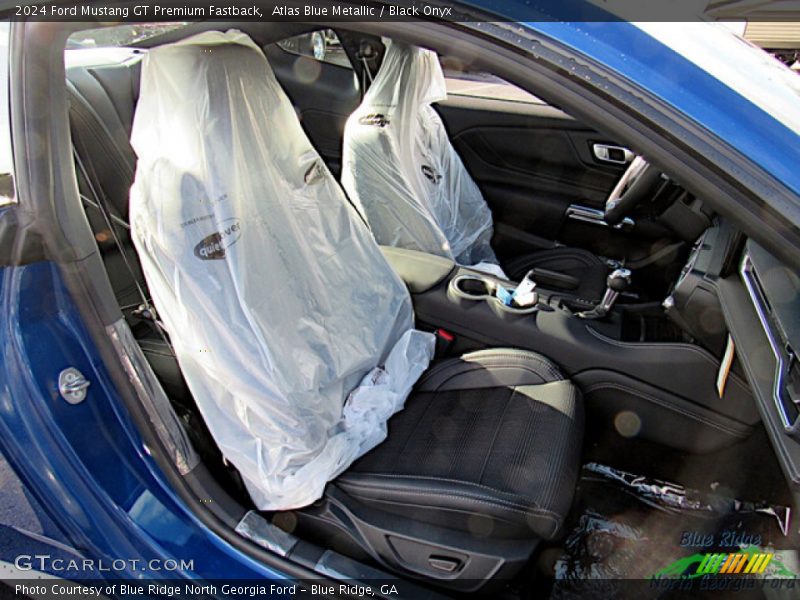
[607,268,632,292]
[578,268,632,319]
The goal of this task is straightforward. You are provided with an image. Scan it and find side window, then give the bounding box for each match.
[439,56,546,105]
[277,29,352,69]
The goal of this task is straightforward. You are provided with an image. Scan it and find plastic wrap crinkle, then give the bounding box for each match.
[129,31,434,510]
[342,41,505,278]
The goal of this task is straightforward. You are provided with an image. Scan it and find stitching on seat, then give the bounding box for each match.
[88,70,134,153]
[465,348,562,370]
[340,480,561,517]
[433,363,552,391]
[341,492,561,538]
[70,89,135,187]
[342,472,547,510]
[419,351,563,390]
[420,348,558,381]
[584,381,751,437]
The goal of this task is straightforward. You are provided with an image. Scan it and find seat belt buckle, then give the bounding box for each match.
[435,328,455,358]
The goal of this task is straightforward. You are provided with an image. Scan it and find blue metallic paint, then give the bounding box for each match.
[0,260,281,580]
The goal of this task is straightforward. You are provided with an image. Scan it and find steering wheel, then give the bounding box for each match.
[604,156,662,226]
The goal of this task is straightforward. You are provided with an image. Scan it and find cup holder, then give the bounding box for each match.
[449,275,494,300]
[448,274,540,320]
[488,296,539,321]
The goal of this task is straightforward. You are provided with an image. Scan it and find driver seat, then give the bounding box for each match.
[341,41,608,302]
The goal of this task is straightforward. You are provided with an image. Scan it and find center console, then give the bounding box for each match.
[661,221,744,356]
[381,244,758,454]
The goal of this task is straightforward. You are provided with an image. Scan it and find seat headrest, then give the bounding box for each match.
[362,40,447,113]
[341,40,501,270]
[131,31,282,168]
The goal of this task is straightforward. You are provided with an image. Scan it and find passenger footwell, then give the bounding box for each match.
[547,463,796,598]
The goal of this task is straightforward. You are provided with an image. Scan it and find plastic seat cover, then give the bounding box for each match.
[342,41,505,278]
[129,31,434,510]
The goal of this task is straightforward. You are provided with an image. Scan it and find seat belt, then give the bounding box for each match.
[72,146,174,352]
[356,40,379,98]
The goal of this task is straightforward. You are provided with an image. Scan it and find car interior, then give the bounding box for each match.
[59,21,799,595]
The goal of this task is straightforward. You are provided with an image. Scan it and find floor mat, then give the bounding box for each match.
[549,464,797,599]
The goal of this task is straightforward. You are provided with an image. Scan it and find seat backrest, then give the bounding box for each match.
[67,59,146,308]
[342,41,499,267]
[67,60,140,198]
[129,31,433,510]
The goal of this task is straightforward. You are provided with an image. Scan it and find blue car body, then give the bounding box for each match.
[1,2,798,588]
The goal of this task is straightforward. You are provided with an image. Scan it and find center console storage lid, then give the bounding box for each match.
[381,246,455,293]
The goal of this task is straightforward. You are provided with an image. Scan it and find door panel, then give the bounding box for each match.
[451,125,622,206]
[436,96,633,259]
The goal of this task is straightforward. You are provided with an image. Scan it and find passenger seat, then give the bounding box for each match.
[67,37,584,590]
[126,32,583,590]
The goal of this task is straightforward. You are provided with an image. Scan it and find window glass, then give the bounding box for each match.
[277,29,352,69]
[67,23,188,49]
[0,21,14,207]
[440,56,545,105]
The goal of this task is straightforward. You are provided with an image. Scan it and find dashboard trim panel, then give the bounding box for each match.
[740,252,795,432]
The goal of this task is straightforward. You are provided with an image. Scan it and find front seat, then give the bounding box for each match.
[341,41,608,301]
[128,30,583,590]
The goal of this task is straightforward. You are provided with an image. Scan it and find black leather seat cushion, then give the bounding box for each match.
[504,247,607,303]
[336,349,583,541]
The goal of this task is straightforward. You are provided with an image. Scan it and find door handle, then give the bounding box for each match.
[593,143,634,165]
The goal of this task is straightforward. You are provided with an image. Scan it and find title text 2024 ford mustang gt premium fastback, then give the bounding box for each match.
[1,3,800,596]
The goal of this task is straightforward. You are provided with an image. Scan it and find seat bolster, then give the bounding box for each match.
[336,472,564,539]
[416,348,566,391]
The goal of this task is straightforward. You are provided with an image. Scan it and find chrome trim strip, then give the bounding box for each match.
[740,253,794,431]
